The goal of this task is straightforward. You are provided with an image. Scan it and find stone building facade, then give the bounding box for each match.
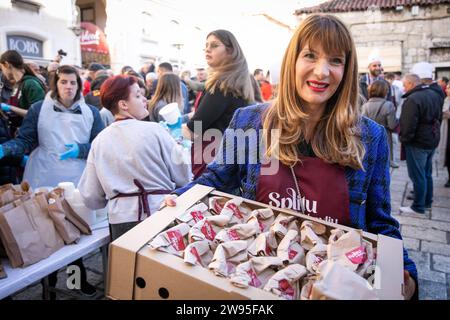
[295,0,450,79]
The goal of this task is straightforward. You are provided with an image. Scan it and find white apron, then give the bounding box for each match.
[23,93,94,189]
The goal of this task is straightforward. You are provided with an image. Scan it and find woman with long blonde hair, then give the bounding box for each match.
[168,14,417,299]
[183,29,255,178]
[147,73,183,122]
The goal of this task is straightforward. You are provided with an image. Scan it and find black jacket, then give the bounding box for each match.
[0,112,22,184]
[400,83,444,149]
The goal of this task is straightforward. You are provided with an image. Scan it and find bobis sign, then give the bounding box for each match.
[80,22,109,55]
[7,35,43,58]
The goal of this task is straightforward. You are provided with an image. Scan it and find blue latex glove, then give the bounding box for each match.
[1,103,11,112]
[59,143,79,160]
[21,155,29,167]
[166,117,182,140]
[0,145,4,160]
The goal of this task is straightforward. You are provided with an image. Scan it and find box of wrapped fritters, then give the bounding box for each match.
[106,184,405,300]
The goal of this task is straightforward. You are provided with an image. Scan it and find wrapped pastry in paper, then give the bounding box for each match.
[310,260,378,300]
[305,243,328,274]
[245,208,275,234]
[248,231,278,257]
[217,197,252,226]
[328,228,346,243]
[270,213,298,239]
[299,275,317,300]
[356,240,376,277]
[263,264,308,300]
[208,240,248,277]
[189,215,229,245]
[214,223,258,245]
[327,229,365,272]
[149,223,190,257]
[184,240,214,267]
[300,220,327,250]
[176,203,211,226]
[277,229,305,265]
[209,196,228,215]
[230,256,284,289]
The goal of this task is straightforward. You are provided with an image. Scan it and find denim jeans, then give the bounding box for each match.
[405,145,435,213]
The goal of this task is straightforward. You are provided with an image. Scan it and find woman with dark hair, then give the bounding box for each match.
[167,14,417,299]
[0,65,104,188]
[0,65,104,298]
[183,29,255,178]
[77,75,191,241]
[362,80,399,168]
[147,73,184,122]
[0,50,46,130]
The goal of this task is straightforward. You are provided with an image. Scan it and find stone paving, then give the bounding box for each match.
[5,146,450,300]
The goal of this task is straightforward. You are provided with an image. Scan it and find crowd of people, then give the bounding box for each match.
[2,13,450,300]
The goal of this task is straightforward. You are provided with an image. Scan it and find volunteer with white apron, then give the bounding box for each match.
[0,65,104,298]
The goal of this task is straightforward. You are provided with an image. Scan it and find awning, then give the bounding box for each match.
[80,22,110,67]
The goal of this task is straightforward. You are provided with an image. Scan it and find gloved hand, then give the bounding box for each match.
[166,117,182,140]
[59,143,79,160]
[21,155,29,167]
[1,103,11,112]
[0,145,4,160]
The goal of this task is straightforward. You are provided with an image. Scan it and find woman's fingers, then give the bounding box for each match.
[165,194,178,207]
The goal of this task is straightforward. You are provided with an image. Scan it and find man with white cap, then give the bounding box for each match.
[359,53,391,102]
[399,62,445,214]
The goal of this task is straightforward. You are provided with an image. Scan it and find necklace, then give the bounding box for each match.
[290,163,305,214]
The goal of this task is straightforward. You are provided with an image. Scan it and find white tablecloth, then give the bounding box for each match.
[0,219,110,299]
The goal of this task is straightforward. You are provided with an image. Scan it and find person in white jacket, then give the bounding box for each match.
[78,75,192,240]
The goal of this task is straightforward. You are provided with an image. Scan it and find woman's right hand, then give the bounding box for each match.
[164,194,178,207]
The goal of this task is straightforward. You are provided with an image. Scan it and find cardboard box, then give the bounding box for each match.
[106,184,405,300]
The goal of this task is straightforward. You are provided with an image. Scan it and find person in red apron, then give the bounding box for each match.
[78,75,192,242]
[167,15,417,300]
[181,29,255,179]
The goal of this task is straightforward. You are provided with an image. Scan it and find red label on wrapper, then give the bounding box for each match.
[226,203,243,219]
[190,211,204,223]
[288,248,298,260]
[247,268,262,288]
[227,229,240,240]
[167,230,186,251]
[345,246,367,264]
[279,279,295,300]
[201,221,216,241]
[190,247,202,264]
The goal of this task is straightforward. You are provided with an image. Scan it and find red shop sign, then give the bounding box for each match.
[80,22,109,55]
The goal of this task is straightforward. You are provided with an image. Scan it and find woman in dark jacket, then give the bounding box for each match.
[182,29,255,179]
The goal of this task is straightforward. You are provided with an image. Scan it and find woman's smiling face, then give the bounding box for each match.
[295,42,345,111]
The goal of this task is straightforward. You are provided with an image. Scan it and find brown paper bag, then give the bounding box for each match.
[47,194,81,244]
[263,264,308,300]
[176,203,210,226]
[245,208,275,234]
[208,240,248,277]
[149,223,190,257]
[277,229,306,266]
[248,231,278,257]
[183,240,214,267]
[0,201,49,267]
[51,188,91,235]
[23,193,64,257]
[310,260,378,300]
[300,220,327,250]
[230,256,283,289]
[300,275,317,300]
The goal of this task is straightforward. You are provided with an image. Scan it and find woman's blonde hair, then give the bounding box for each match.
[205,29,254,103]
[148,73,183,112]
[263,14,365,170]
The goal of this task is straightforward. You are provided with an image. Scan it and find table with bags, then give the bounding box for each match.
[0,182,110,299]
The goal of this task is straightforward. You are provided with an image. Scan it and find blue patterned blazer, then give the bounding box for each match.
[176,103,417,282]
